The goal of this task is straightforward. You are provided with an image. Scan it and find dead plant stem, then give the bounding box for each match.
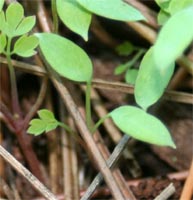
[0,145,57,200]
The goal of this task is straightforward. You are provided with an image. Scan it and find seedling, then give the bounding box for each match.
[115,41,146,84]
[27,0,188,148]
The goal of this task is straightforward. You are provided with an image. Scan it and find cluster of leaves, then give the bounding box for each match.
[135,0,193,110]
[0,0,38,57]
[115,41,146,84]
[56,0,145,41]
[1,0,185,148]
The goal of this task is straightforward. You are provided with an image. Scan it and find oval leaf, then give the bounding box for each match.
[116,41,134,56]
[14,16,36,36]
[36,33,93,82]
[57,0,92,41]
[125,69,138,84]
[0,34,6,53]
[154,6,193,70]
[0,11,6,32]
[110,106,176,148]
[77,0,145,21]
[13,35,39,57]
[135,47,175,110]
[6,2,23,30]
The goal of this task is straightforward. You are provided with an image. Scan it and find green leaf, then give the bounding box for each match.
[56,0,92,41]
[77,0,145,21]
[155,0,171,12]
[157,10,170,25]
[0,34,6,53]
[110,106,176,148]
[6,2,24,31]
[36,33,93,82]
[169,0,193,15]
[13,35,39,57]
[38,109,56,121]
[0,11,6,32]
[154,6,193,71]
[14,16,36,36]
[45,122,59,133]
[27,119,47,136]
[114,64,129,75]
[125,69,138,85]
[116,41,134,56]
[0,0,4,12]
[27,110,59,135]
[135,47,175,110]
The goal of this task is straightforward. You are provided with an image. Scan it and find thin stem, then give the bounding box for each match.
[0,145,57,200]
[6,37,22,117]
[125,48,145,68]
[58,121,74,134]
[23,77,48,131]
[92,114,110,134]
[0,102,16,131]
[85,79,92,131]
[51,0,58,33]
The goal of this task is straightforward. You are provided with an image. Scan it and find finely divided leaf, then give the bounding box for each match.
[36,33,93,82]
[135,47,175,110]
[110,106,176,148]
[77,0,145,21]
[13,35,39,57]
[57,0,92,41]
[154,6,193,70]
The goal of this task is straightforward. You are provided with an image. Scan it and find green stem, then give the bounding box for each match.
[6,37,22,118]
[125,48,145,68]
[91,114,110,134]
[51,0,59,33]
[58,122,74,134]
[85,79,92,131]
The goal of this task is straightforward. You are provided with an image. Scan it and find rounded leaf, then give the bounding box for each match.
[13,35,39,57]
[116,41,134,56]
[135,47,174,110]
[57,0,91,41]
[36,33,93,82]
[77,0,145,21]
[6,2,23,30]
[38,109,56,121]
[14,16,36,36]
[154,6,193,70]
[110,106,176,148]
[0,34,6,53]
